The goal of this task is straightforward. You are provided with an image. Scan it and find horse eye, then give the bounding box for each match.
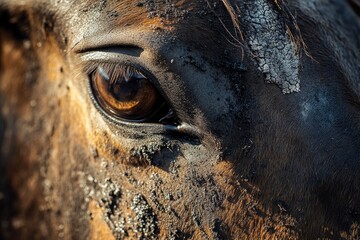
[90,64,177,124]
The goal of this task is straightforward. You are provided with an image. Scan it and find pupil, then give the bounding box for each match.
[109,77,140,102]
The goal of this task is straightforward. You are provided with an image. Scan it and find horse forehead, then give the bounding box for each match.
[43,0,234,62]
[49,0,214,34]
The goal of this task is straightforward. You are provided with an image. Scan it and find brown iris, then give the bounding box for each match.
[91,65,161,121]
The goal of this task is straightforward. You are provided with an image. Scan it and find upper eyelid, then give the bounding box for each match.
[79,48,149,77]
[77,46,144,57]
[71,28,155,54]
[78,45,148,66]
[80,50,139,64]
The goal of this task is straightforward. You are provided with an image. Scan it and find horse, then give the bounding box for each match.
[0,0,359,239]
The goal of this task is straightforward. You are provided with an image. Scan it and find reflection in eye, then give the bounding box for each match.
[90,64,178,124]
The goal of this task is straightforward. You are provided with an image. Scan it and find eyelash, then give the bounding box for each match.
[85,62,164,92]
[86,62,134,78]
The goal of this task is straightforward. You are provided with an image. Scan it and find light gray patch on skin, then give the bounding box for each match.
[239,0,300,94]
[300,92,335,127]
[129,142,175,165]
[301,102,311,120]
[82,175,127,238]
[131,194,159,239]
[82,173,160,239]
